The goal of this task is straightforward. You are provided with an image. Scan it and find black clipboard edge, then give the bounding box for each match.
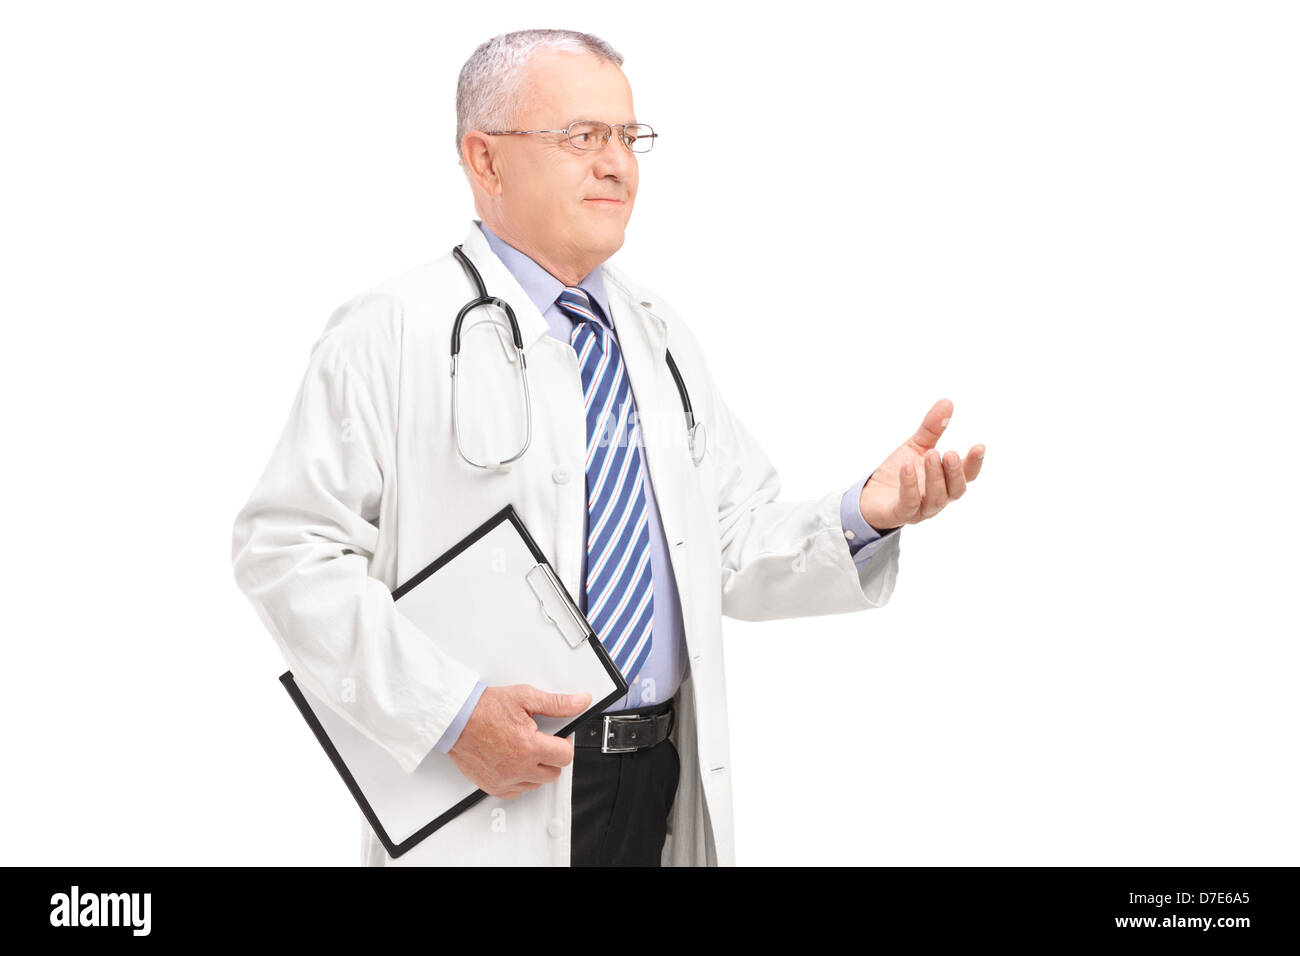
[279,503,629,859]
[279,670,484,859]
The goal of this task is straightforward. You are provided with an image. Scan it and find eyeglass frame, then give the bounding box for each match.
[479,120,658,153]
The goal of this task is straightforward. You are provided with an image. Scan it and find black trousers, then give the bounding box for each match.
[570,710,681,867]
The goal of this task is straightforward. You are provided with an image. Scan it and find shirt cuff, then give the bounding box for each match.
[433,680,487,753]
[840,470,901,566]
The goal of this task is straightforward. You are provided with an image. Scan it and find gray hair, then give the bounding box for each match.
[455,29,624,168]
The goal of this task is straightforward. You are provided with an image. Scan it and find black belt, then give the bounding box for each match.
[574,698,674,754]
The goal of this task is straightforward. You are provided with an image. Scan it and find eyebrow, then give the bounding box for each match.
[564,117,639,126]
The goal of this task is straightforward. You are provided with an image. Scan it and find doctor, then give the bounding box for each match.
[231,27,985,866]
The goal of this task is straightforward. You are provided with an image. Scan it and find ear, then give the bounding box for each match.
[462,131,503,195]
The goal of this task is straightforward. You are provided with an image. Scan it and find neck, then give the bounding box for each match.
[481,219,598,288]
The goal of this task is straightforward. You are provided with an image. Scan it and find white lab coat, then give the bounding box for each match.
[231,219,902,866]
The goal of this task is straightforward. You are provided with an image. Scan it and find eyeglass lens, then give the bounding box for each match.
[568,121,654,152]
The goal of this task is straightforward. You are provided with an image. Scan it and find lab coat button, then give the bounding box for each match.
[552,468,569,484]
[547,818,565,839]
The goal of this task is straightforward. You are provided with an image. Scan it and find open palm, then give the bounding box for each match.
[859,398,985,532]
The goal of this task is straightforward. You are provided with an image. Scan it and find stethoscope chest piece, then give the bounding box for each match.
[688,420,707,465]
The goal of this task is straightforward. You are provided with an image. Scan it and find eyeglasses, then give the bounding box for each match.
[481,120,657,153]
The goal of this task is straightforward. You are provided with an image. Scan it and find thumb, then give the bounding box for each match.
[524,687,592,718]
[908,397,953,451]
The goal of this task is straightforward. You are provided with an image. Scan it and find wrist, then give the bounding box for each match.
[858,495,900,536]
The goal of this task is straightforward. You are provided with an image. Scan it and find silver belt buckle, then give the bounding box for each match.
[601,714,642,754]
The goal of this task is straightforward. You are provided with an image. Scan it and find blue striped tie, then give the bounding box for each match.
[555,286,655,682]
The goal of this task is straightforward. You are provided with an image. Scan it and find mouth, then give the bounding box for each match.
[584,198,625,205]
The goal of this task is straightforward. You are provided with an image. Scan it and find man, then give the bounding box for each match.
[231,28,984,866]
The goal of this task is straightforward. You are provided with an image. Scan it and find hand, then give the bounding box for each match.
[859,398,985,531]
[448,684,592,800]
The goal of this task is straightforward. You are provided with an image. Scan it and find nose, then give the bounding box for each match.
[592,132,637,180]
[592,138,637,183]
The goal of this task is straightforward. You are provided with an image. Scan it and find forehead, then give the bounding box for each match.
[515,49,636,125]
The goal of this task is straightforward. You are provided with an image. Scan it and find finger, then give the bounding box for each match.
[524,688,592,719]
[907,398,954,453]
[533,731,577,767]
[529,763,563,784]
[898,459,922,518]
[514,763,564,785]
[963,444,985,482]
[512,773,555,788]
[921,449,947,517]
[942,450,967,500]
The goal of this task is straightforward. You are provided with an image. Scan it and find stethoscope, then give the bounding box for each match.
[450,244,706,471]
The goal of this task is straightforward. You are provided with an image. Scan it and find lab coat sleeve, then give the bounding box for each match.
[710,383,902,621]
[230,296,481,773]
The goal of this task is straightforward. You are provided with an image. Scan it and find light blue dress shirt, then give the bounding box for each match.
[433,221,900,751]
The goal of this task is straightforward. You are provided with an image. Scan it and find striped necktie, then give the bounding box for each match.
[555,286,655,682]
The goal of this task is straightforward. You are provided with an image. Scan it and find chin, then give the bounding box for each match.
[592,218,627,245]
[601,228,627,255]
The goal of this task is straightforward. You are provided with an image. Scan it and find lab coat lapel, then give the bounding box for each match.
[604,275,690,552]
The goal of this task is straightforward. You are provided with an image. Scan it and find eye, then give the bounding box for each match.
[568,121,610,149]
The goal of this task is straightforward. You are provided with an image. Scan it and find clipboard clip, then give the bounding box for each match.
[525,563,589,649]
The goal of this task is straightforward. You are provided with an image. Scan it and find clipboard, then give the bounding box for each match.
[278,503,628,859]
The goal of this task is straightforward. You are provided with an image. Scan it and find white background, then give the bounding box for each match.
[2,1,1296,865]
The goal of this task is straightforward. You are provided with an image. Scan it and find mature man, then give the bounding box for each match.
[232,28,984,866]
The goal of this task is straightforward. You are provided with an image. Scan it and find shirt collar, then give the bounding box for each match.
[474,219,614,329]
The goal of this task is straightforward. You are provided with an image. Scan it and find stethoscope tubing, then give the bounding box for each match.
[449,243,703,468]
